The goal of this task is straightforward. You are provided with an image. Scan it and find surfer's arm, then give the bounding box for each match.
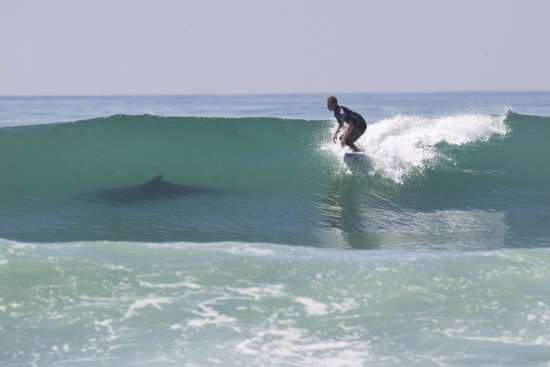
[332,123,342,143]
[332,122,343,143]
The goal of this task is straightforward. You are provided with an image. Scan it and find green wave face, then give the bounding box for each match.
[0,116,332,197]
[0,113,549,247]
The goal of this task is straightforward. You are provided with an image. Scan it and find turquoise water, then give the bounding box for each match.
[1,93,550,366]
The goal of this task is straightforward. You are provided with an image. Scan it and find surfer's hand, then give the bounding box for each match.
[332,133,338,143]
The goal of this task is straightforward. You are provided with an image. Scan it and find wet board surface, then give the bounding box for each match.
[343,152,373,173]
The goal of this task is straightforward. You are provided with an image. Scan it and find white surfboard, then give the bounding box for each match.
[343,151,372,173]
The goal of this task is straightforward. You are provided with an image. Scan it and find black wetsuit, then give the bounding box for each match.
[334,105,367,145]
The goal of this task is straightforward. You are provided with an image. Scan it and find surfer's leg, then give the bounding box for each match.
[345,140,360,152]
[345,128,365,152]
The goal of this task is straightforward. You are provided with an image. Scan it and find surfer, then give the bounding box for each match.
[326,96,367,152]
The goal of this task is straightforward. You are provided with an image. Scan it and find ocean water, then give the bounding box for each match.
[1,93,550,366]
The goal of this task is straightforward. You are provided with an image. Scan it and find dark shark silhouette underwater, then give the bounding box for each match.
[77,175,220,204]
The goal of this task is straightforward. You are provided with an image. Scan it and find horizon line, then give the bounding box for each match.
[1,89,550,98]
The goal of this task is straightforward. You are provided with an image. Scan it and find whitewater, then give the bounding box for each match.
[1,93,550,366]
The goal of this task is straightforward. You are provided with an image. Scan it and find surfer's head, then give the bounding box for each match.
[326,96,338,111]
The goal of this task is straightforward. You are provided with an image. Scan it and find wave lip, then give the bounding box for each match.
[337,113,509,183]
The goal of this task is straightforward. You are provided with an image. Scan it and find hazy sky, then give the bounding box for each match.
[1,0,549,95]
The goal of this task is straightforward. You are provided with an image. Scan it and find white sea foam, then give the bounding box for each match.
[138,279,201,290]
[123,296,173,320]
[461,335,550,347]
[295,297,329,316]
[145,241,276,257]
[217,244,276,257]
[235,325,370,366]
[330,298,360,313]
[103,264,130,272]
[327,113,508,183]
[228,284,286,300]
[187,302,236,328]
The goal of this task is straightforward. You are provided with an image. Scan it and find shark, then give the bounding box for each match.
[77,175,220,204]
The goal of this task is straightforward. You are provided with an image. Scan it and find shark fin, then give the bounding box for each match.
[148,175,163,185]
